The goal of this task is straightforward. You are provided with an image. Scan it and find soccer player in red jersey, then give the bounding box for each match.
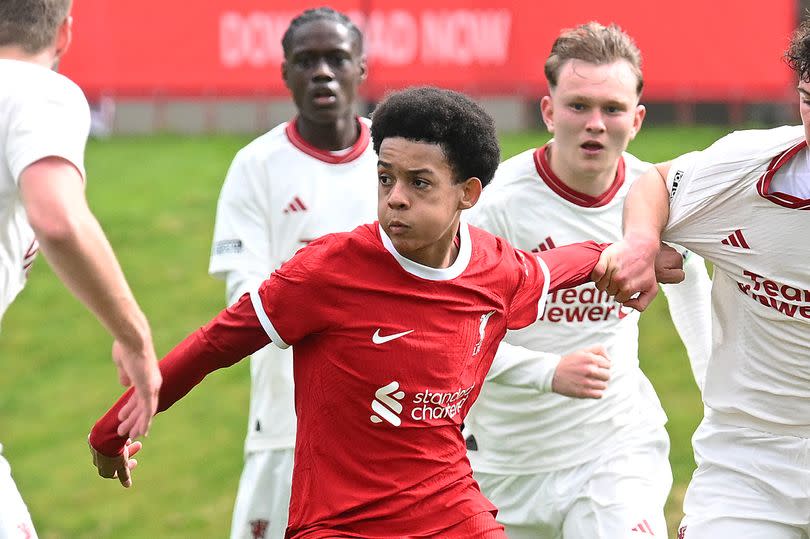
[89,87,629,538]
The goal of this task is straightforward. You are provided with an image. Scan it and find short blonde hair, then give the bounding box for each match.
[0,0,72,54]
[544,22,643,95]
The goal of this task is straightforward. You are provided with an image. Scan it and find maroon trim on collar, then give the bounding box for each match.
[533,144,625,208]
[285,117,370,164]
[757,140,810,210]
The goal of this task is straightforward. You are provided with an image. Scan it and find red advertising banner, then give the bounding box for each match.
[60,0,796,101]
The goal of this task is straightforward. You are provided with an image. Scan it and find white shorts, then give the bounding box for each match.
[230,448,294,539]
[679,415,810,539]
[474,427,671,539]
[0,454,37,539]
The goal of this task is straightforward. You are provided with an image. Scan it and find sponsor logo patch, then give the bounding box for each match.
[737,269,810,319]
[214,239,243,255]
[670,170,684,198]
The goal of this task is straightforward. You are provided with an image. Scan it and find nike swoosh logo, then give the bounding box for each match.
[372,329,413,345]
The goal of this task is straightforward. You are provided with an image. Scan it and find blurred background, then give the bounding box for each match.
[61,0,804,135]
[1,1,806,537]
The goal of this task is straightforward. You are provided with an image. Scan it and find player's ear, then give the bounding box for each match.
[629,104,646,140]
[281,60,290,88]
[458,177,483,210]
[540,95,554,133]
[358,55,368,83]
[54,15,72,61]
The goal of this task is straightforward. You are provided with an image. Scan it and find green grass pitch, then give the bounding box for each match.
[0,125,730,538]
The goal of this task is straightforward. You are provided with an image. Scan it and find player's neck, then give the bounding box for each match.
[403,219,461,269]
[295,114,359,152]
[547,145,618,198]
[0,46,56,69]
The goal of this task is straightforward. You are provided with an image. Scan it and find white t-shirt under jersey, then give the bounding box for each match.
[209,117,378,451]
[664,125,810,434]
[0,59,89,324]
[465,145,713,474]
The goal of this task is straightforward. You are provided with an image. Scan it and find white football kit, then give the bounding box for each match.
[209,117,377,539]
[661,126,810,539]
[465,145,712,539]
[0,59,89,539]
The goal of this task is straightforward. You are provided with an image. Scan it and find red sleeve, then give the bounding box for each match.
[537,241,609,291]
[89,293,270,456]
[508,240,608,329]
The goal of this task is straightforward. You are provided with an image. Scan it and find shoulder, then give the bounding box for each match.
[696,126,804,165]
[621,151,654,181]
[468,225,520,267]
[1,61,88,116]
[475,148,539,210]
[490,148,539,189]
[285,223,379,273]
[232,122,292,163]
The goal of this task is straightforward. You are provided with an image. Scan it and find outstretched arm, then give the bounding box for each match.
[20,157,161,439]
[88,293,271,486]
[593,162,672,311]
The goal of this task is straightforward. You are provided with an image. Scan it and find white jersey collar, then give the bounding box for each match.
[378,220,472,281]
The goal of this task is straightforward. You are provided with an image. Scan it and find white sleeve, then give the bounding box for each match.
[663,132,770,242]
[7,78,89,183]
[486,341,561,393]
[659,250,713,390]
[209,151,271,283]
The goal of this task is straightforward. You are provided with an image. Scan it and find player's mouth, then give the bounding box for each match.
[310,87,338,107]
[580,141,605,155]
[386,220,410,235]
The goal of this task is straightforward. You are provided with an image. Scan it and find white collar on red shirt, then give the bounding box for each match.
[378,220,472,281]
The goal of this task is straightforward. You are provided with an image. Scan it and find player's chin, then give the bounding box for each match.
[388,235,421,257]
[301,105,343,125]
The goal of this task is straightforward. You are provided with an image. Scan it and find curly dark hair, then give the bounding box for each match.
[786,18,810,82]
[370,86,501,187]
[282,7,363,57]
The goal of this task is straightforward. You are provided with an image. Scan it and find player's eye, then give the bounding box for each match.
[292,55,315,69]
[378,173,393,186]
[570,103,585,111]
[326,53,352,69]
[413,178,430,189]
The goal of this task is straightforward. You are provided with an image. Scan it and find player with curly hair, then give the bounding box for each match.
[88,86,622,539]
[209,7,376,538]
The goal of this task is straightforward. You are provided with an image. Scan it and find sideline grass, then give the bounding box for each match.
[0,126,728,538]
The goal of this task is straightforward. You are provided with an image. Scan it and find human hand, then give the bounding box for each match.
[89,436,142,488]
[655,244,686,284]
[592,237,659,311]
[112,340,162,439]
[551,345,611,399]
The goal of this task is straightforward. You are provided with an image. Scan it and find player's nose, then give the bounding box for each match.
[585,110,606,132]
[311,56,335,81]
[386,180,410,209]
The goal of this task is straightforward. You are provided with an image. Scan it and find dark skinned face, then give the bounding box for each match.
[282,19,366,129]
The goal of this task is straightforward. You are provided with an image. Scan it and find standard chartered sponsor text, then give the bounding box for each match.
[411,384,474,421]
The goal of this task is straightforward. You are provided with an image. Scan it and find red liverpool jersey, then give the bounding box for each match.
[90,221,604,538]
